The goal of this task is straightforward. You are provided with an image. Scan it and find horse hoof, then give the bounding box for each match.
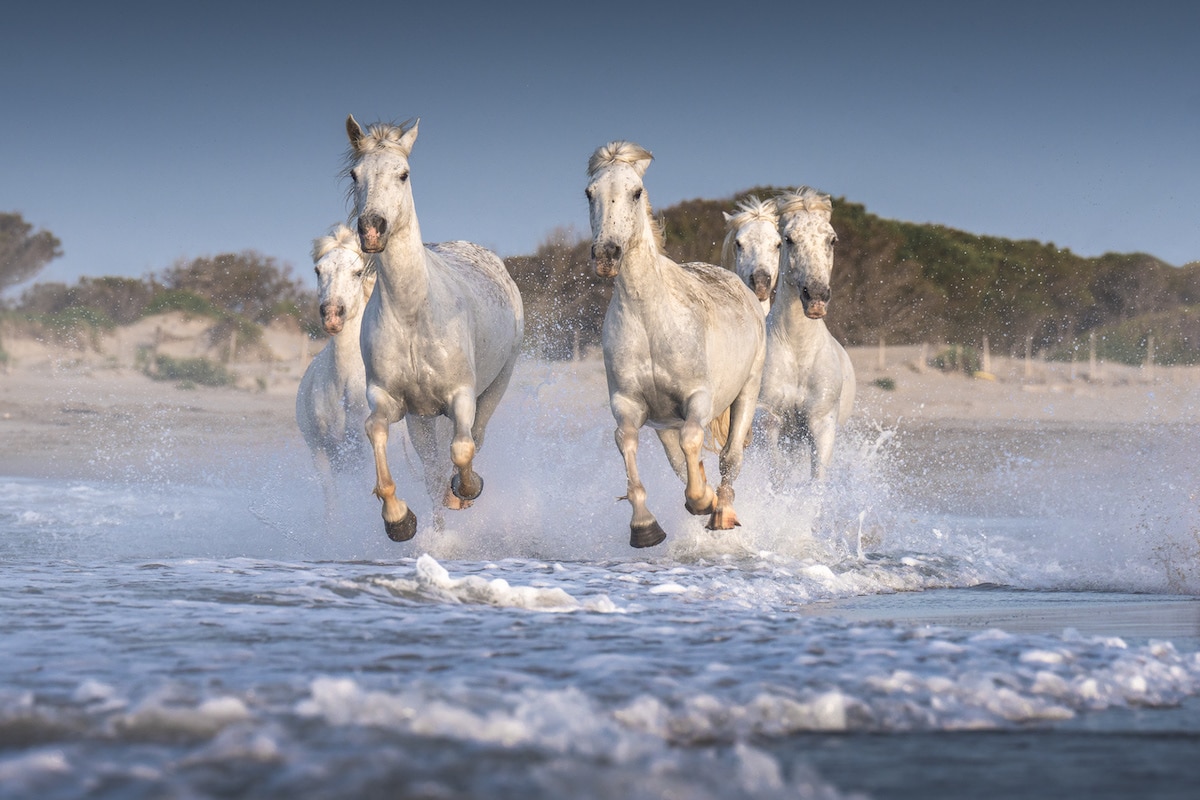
[684,492,717,516]
[384,509,418,542]
[630,520,667,549]
[706,508,741,531]
[450,472,484,502]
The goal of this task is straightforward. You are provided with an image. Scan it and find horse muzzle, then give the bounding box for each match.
[750,271,773,302]
[320,302,346,335]
[591,241,622,278]
[357,214,388,253]
[801,285,831,320]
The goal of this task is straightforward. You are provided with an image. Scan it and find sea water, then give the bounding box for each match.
[2,362,1199,799]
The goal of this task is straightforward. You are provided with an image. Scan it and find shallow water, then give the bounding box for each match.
[2,362,1199,799]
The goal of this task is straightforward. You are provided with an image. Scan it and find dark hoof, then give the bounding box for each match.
[384,508,418,542]
[450,472,484,502]
[630,520,667,549]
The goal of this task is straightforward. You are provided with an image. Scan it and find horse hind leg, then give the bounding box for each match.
[365,396,417,542]
[707,376,760,530]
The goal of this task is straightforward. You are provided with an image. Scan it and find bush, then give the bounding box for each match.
[146,355,233,387]
[871,377,897,391]
[928,345,980,375]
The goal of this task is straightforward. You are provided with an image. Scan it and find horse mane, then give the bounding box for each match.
[311,224,377,277]
[775,187,833,219]
[587,140,652,177]
[587,141,666,252]
[721,196,778,268]
[345,118,418,160]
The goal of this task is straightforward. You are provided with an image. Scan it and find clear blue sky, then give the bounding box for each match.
[3,1,1197,296]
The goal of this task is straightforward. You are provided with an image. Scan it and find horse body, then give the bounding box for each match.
[722,196,781,315]
[346,116,524,541]
[759,188,855,480]
[587,141,765,547]
[295,225,377,504]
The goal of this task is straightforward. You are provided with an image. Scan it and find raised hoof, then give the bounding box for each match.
[450,472,484,502]
[384,508,418,542]
[684,490,717,516]
[705,508,741,531]
[629,520,667,549]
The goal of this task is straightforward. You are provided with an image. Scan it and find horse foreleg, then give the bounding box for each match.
[366,401,416,542]
[615,421,666,548]
[679,393,718,518]
[809,410,838,482]
[448,390,483,502]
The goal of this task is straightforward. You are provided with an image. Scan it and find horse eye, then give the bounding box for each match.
[585,188,594,201]
[353,270,364,279]
[632,188,643,202]
[735,240,743,251]
[399,170,410,182]
[785,236,794,246]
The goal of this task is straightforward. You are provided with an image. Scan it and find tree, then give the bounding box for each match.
[156,250,311,324]
[1,212,62,294]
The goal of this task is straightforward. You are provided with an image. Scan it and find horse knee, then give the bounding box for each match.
[680,420,704,456]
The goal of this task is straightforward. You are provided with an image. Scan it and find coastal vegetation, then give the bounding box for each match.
[4,199,1199,366]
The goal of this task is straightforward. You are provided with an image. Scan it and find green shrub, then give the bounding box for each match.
[871,377,897,391]
[146,355,233,387]
[928,345,981,375]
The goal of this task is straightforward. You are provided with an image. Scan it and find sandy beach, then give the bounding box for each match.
[3,312,1198,481]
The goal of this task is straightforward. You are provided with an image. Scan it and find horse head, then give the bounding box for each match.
[585,141,657,279]
[345,115,420,254]
[776,188,837,320]
[312,224,375,335]
[722,196,780,314]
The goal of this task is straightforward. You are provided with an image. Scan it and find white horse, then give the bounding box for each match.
[295,224,377,508]
[759,187,856,481]
[722,196,780,315]
[586,141,766,547]
[345,115,524,542]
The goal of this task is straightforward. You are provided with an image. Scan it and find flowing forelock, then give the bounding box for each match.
[722,196,778,268]
[587,140,653,177]
[776,187,833,219]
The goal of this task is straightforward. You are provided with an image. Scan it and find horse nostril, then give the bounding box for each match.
[358,215,386,236]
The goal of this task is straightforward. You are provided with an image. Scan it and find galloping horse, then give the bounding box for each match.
[586,141,765,547]
[759,187,855,481]
[295,224,377,508]
[722,196,781,315]
[345,116,524,541]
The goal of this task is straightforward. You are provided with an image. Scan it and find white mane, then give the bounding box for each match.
[776,187,833,219]
[587,140,653,177]
[345,119,418,159]
[722,196,778,268]
[311,224,364,263]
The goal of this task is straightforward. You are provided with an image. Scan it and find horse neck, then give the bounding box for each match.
[376,214,430,311]
[613,234,671,303]
[330,308,366,373]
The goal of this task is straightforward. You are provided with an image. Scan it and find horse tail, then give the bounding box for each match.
[705,409,731,453]
[706,407,753,453]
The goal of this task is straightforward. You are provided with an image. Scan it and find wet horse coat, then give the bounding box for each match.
[759,188,855,481]
[586,141,765,547]
[345,116,524,541]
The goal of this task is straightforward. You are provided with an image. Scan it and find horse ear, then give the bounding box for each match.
[722,211,733,223]
[398,118,419,155]
[346,115,365,151]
